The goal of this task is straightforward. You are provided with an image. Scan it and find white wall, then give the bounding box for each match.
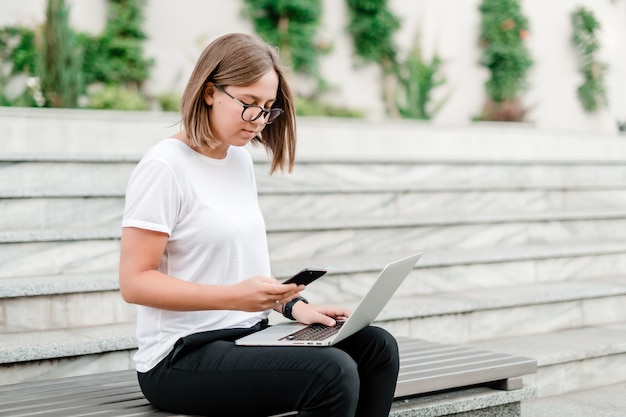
[1,0,624,133]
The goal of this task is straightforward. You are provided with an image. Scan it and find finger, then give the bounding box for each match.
[269,284,304,297]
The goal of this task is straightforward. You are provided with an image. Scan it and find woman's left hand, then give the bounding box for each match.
[291,302,351,327]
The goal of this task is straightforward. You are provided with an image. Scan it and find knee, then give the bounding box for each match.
[325,348,360,390]
[303,349,360,416]
[362,326,400,367]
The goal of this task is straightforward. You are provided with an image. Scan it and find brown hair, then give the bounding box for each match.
[180,33,296,173]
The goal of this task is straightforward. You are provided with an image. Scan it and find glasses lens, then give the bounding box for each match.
[241,106,262,122]
[266,109,284,124]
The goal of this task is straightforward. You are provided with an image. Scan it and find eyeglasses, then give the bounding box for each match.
[213,83,284,124]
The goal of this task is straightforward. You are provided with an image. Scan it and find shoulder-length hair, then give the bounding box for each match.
[180,33,296,174]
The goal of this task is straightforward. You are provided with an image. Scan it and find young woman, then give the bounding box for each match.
[119,33,399,417]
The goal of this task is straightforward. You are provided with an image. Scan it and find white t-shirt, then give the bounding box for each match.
[122,139,271,372]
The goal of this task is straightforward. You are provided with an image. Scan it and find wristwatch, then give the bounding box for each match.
[283,297,308,321]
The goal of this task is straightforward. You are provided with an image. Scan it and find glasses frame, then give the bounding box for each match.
[213,83,284,125]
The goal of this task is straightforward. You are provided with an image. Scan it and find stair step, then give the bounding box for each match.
[0,197,125,231]
[377,277,626,345]
[267,210,626,261]
[5,157,626,198]
[521,381,626,417]
[3,209,626,274]
[260,187,626,221]
[256,160,626,191]
[2,240,625,297]
[4,189,626,232]
[0,323,136,385]
[0,161,134,198]
[0,238,119,279]
[469,324,626,397]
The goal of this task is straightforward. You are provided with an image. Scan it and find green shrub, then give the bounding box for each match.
[571,6,607,112]
[157,92,181,112]
[87,85,148,110]
[243,0,323,77]
[39,0,83,107]
[295,96,363,118]
[395,33,447,120]
[477,0,533,121]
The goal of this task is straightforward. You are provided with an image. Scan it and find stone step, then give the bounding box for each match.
[3,108,626,161]
[521,381,626,417]
[469,324,626,398]
[2,316,624,400]
[257,159,626,190]
[266,210,626,261]
[3,208,626,275]
[2,248,624,339]
[377,277,626,346]
[0,197,125,232]
[5,187,626,232]
[4,158,626,200]
[0,323,137,385]
[259,186,626,222]
[2,239,626,295]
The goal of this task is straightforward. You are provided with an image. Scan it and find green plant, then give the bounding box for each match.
[295,96,363,118]
[0,26,41,106]
[0,27,38,76]
[39,0,83,107]
[157,92,181,112]
[87,85,148,110]
[395,33,447,120]
[81,0,153,90]
[345,0,400,116]
[477,0,533,121]
[243,0,324,77]
[571,6,607,112]
[345,0,399,71]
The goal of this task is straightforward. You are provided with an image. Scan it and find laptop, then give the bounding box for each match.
[236,252,422,346]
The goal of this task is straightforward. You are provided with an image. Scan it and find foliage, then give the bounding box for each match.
[87,85,148,110]
[243,1,364,117]
[243,0,324,77]
[0,0,154,110]
[0,27,38,76]
[345,0,399,72]
[295,96,363,118]
[571,6,607,112]
[345,0,401,117]
[0,26,42,106]
[477,0,533,121]
[39,0,83,108]
[81,0,153,90]
[157,92,181,112]
[395,33,447,120]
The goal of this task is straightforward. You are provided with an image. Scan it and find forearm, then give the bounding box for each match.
[120,269,237,311]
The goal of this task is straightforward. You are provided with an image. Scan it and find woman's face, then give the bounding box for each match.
[205,70,280,154]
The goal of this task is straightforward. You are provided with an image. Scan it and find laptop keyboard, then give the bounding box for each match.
[280,321,345,341]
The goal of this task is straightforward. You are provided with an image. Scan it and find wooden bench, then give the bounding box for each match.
[0,339,537,417]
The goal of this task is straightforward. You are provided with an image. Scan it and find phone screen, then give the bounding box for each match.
[282,269,327,286]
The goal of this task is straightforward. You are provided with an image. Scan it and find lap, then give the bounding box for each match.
[138,325,398,417]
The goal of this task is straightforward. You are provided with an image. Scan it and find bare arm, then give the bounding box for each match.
[118,227,303,312]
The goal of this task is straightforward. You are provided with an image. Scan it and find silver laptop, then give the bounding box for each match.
[236,253,422,347]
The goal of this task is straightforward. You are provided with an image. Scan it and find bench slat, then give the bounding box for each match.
[395,339,536,397]
[0,339,537,416]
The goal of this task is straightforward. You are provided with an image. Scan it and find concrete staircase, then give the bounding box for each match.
[1,107,626,403]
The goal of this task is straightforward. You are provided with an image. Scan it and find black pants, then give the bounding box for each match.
[138,323,399,417]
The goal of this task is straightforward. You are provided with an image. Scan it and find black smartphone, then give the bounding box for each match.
[282,268,327,286]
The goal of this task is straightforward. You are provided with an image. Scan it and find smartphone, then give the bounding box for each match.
[282,268,327,286]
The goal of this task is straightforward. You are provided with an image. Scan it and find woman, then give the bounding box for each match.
[119,33,399,417]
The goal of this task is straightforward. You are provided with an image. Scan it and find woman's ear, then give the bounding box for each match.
[204,83,215,106]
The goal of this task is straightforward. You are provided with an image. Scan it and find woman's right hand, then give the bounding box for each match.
[232,276,305,312]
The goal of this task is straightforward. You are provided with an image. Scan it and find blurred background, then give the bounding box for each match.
[1,0,625,133]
